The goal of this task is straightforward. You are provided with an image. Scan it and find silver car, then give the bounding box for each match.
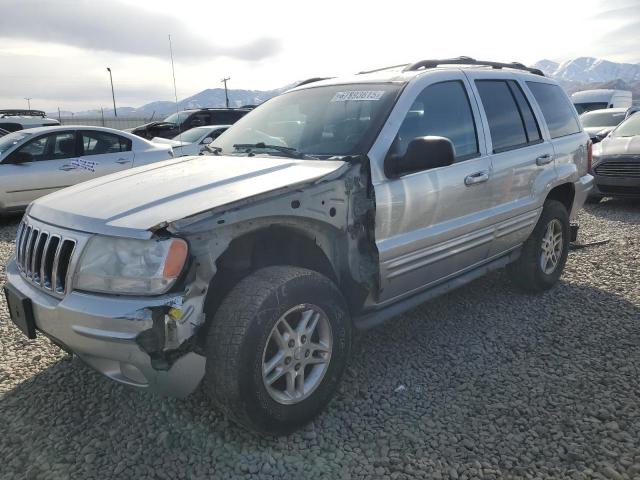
[151,124,230,157]
[0,126,173,214]
[5,57,593,434]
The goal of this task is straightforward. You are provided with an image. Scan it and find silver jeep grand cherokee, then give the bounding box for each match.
[5,57,593,434]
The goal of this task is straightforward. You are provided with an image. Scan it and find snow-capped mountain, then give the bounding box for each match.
[533,57,640,83]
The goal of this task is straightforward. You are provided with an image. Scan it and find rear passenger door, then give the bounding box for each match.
[372,72,494,304]
[466,73,556,257]
[525,81,585,220]
[77,130,134,178]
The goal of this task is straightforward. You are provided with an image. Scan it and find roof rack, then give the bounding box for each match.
[0,109,47,118]
[402,56,544,76]
[357,64,409,75]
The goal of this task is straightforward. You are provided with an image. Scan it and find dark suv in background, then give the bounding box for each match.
[128,107,252,139]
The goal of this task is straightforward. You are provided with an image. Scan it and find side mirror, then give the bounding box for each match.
[7,151,33,164]
[201,137,213,145]
[385,136,455,177]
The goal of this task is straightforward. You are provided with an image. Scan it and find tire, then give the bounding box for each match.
[507,200,570,292]
[203,266,351,435]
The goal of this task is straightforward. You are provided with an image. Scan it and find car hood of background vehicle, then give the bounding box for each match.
[132,121,175,133]
[584,126,613,137]
[28,155,346,239]
[151,137,189,147]
[596,135,640,156]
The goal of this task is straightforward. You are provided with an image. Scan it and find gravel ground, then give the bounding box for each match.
[0,199,639,480]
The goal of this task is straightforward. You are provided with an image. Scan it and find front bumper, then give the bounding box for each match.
[591,176,640,198]
[5,258,205,398]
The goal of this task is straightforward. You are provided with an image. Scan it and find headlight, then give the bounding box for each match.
[75,236,188,295]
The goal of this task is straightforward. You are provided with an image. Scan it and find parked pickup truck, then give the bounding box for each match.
[5,57,593,434]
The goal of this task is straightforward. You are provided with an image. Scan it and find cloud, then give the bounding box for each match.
[0,0,281,61]
[589,0,640,62]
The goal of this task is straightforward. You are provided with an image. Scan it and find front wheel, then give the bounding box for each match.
[203,266,351,434]
[507,200,570,292]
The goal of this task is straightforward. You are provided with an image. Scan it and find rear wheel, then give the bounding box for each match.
[203,266,351,434]
[508,200,570,292]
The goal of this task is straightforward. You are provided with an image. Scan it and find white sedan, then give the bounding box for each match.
[0,125,173,214]
[152,125,230,156]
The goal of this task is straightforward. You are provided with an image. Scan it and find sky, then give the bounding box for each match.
[0,0,638,112]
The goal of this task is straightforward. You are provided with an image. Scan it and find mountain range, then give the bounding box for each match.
[54,57,640,118]
[56,84,294,118]
[532,57,640,102]
[533,57,640,83]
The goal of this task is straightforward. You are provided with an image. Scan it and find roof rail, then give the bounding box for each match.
[402,56,544,76]
[296,77,334,87]
[0,109,47,117]
[357,64,409,75]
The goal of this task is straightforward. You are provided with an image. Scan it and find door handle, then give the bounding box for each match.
[536,153,554,166]
[59,164,77,171]
[464,171,489,186]
[115,158,129,164]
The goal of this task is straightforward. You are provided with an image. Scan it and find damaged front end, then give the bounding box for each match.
[129,158,380,395]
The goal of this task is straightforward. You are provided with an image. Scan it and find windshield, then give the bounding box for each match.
[0,131,31,155]
[581,111,626,128]
[212,84,402,158]
[574,102,608,114]
[612,113,640,137]
[172,126,210,143]
[163,112,190,125]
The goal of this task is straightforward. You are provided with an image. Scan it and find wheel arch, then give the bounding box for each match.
[546,182,575,214]
[201,222,344,330]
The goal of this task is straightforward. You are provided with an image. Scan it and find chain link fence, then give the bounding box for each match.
[57,117,151,130]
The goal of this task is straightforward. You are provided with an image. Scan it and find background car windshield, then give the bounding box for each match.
[164,112,190,125]
[581,111,626,127]
[212,84,401,157]
[172,127,209,143]
[612,113,640,137]
[0,131,31,155]
[574,102,608,114]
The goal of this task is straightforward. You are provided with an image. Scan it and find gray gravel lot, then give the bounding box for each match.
[1,199,639,480]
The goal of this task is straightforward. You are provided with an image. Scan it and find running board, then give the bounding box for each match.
[353,249,521,331]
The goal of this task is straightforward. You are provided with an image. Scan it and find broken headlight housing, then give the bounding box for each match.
[74,236,188,295]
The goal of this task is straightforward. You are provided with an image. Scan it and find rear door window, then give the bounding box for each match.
[81,131,132,156]
[475,80,530,153]
[508,80,541,143]
[527,82,581,138]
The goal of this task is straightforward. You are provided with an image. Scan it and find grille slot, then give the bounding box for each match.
[594,160,640,178]
[15,220,77,296]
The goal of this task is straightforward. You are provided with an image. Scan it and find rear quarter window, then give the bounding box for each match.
[527,82,581,138]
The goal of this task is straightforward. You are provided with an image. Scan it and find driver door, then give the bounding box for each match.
[0,130,88,209]
[371,72,494,304]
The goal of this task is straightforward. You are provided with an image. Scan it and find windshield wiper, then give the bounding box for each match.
[233,142,309,159]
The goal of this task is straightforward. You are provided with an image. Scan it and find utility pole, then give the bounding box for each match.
[24,97,32,110]
[221,77,230,108]
[106,67,117,117]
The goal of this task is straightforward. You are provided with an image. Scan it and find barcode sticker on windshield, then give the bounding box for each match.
[331,91,385,102]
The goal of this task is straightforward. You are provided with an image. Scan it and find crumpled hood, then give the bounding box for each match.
[28,155,346,238]
[595,135,640,156]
